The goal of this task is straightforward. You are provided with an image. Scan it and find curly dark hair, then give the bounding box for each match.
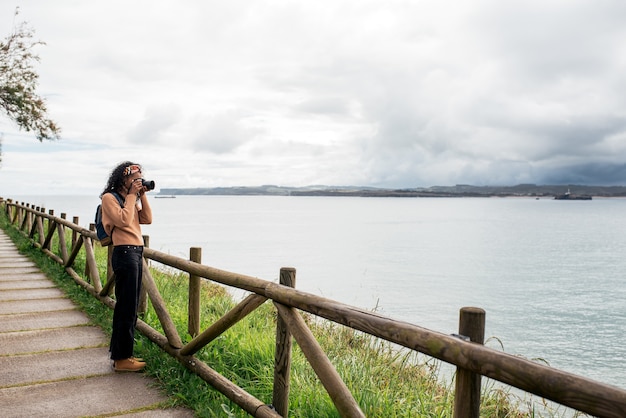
[100,161,141,198]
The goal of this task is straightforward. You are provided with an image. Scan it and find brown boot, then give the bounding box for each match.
[113,358,146,372]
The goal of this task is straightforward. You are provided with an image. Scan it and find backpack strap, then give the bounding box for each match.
[111,191,125,207]
[106,191,125,241]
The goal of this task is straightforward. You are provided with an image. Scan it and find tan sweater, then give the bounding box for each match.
[101,192,152,246]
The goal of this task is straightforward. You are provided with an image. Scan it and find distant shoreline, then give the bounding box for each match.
[158,184,626,198]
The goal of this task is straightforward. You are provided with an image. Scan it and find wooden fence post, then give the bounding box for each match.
[83,235,103,292]
[42,219,56,250]
[453,307,486,418]
[11,202,19,224]
[36,210,45,246]
[20,204,27,229]
[97,243,115,297]
[138,235,150,314]
[47,209,54,236]
[72,216,79,248]
[58,213,69,262]
[24,205,32,234]
[86,223,96,279]
[188,247,202,337]
[273,267,296,417]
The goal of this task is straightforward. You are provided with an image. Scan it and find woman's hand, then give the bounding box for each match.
[128,178,145,196]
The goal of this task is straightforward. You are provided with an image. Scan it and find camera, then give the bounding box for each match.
[142,179,156,190]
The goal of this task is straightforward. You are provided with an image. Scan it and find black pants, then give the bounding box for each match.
[110,245,143,360]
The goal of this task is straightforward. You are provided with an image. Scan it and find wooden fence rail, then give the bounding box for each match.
[2,197,626,418]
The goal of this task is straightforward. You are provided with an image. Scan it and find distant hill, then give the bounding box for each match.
[158,184,626,197]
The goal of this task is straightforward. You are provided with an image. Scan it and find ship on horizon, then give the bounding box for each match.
[554,189,592,200]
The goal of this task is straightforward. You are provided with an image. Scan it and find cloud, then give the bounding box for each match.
[128,104,182,145]
[294,97,352,117]
[189,109,262,154]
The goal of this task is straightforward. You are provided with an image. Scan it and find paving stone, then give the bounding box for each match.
[0,272,51,281]
[0,374,170,418]
[0,347,113,388]
[0,266,41,274]
[0,287,65,301]
[0,261,37,268]
[0,255,30,261]
[0,298,77,315]
[0,326,108,355]
[0,279,55,290]
[0,310,90,332]
[0,251,32,259]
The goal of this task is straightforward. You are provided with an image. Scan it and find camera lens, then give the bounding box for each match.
[142,179,155,190]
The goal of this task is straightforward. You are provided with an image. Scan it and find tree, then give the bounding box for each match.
[0,8,60,142]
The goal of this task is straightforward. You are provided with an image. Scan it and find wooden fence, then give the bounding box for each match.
[2,197,626,418]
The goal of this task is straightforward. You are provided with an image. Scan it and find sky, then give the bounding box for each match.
[1,0,626,196]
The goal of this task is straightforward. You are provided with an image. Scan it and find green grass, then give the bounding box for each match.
[0,205,574,417]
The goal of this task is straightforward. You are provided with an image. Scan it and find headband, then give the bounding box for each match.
[123,164,142,176]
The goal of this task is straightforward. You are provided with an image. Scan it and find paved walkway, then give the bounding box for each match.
[0,230,195,418]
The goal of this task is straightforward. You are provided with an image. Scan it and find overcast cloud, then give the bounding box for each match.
[1,0,626,195]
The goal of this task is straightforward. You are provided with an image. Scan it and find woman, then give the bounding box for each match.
[100,161,153,372]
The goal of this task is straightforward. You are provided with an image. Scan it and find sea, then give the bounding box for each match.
[6,194,626,399]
